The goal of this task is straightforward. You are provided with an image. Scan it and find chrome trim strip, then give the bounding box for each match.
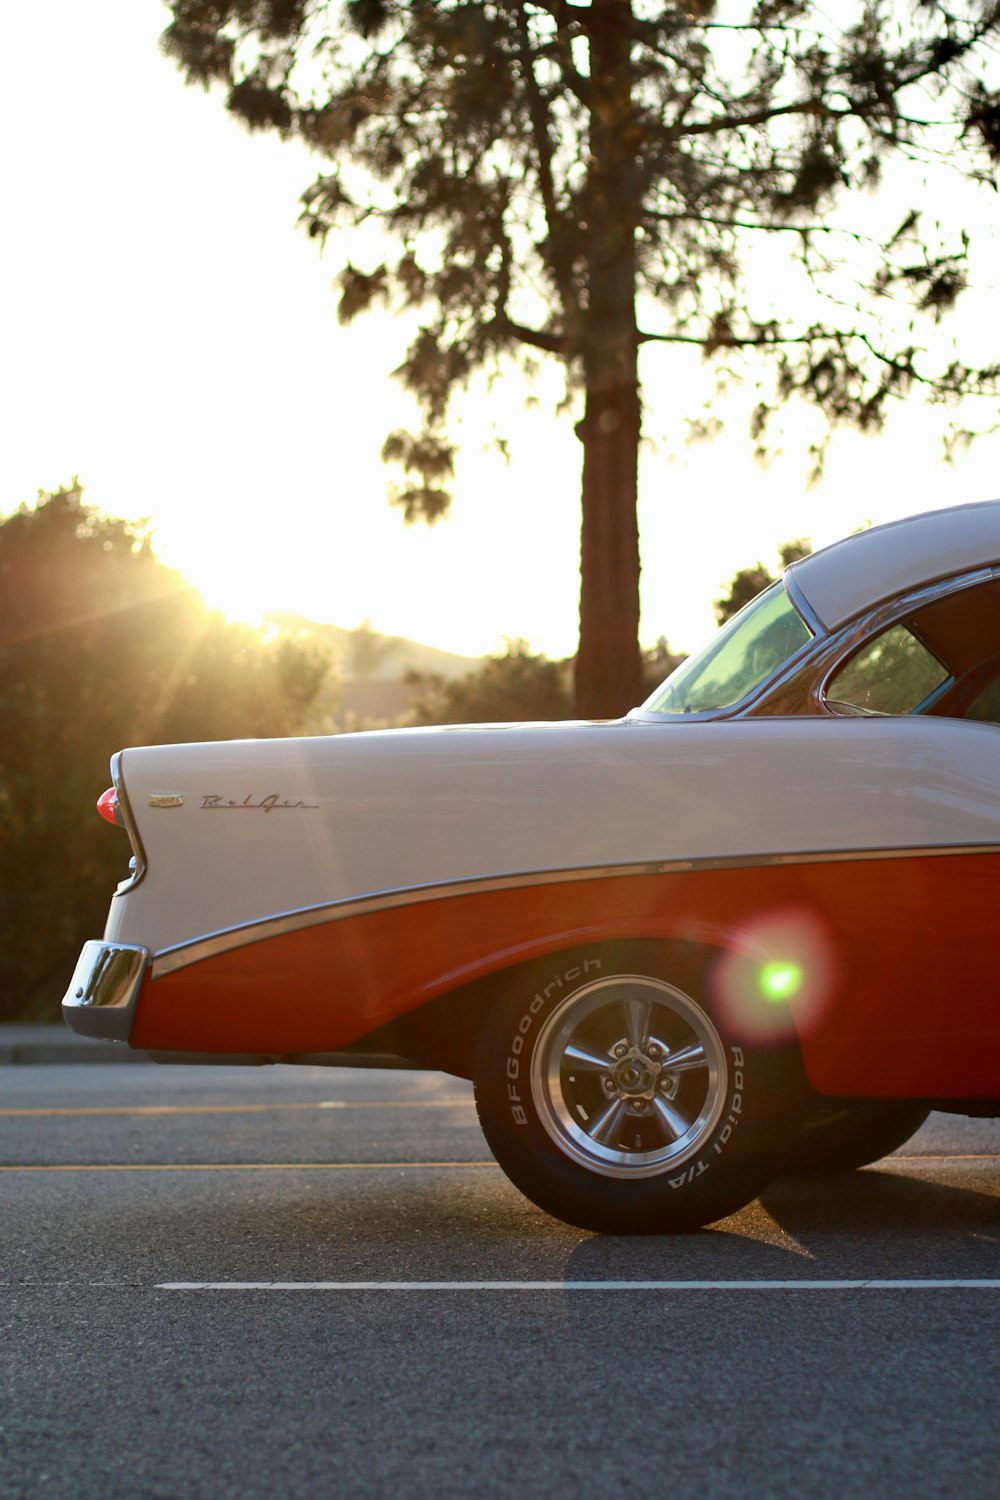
[782,570,824,636]
[639,583,821,722]
[638,565,998,725]
[150,841,1000,979]
[62,941,150,1041]
[809,567,998,713]
[111,751,149,894]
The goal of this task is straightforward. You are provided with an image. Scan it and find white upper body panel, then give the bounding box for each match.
[103,715,1000,958]
[787,499,1000,631]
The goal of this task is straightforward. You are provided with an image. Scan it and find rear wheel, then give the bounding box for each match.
[474,947,787,1234]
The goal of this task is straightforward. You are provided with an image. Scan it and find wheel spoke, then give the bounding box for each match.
[528,970,730,1177]
[652,1093,694,1143]
[563,1039,614,1072]
[586,1096,629,1147]
[658,1041,707,1075]
[623,997,651,1049]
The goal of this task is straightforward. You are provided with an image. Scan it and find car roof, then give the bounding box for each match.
[786,499,1000,632]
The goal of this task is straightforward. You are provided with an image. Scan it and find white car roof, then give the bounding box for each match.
[786,499,1000,632]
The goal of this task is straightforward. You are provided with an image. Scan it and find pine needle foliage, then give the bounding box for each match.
[163,1,1000,714]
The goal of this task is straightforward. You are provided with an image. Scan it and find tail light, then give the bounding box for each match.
[97,788,122,827]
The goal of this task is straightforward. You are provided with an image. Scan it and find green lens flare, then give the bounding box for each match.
[760,961,803,1002]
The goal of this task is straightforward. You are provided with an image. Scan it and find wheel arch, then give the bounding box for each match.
[393,925,810,1083]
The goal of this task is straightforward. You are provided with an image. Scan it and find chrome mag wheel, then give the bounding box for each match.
[530,973,729,1180]
[475,948,783,1233]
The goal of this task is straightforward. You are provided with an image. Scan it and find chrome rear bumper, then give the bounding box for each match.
[62,942,150,1042]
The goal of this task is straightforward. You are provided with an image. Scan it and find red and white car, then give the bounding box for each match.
[63,500,1000,1233]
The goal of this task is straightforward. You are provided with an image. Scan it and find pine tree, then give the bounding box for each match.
[163,0,1000,714]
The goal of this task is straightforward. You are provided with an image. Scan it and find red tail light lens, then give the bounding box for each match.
[97,788,121,826]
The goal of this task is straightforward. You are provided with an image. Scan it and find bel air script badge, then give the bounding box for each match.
[199,793,319,812]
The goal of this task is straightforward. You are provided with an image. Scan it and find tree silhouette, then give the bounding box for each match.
[0,483,329,1019]
[715,538,812,624]
[407,638,574,722]
[406,633,685,722]
[163,0,1000,715]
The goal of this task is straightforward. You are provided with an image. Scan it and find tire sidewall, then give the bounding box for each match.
[475,944,784,1233]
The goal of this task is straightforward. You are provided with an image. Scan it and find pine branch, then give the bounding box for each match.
[513,3,582,321]
[493,313,569,355]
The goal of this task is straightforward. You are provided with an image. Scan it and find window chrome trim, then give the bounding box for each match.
[811,566,997,714]
[150,840,1000,980]
[783,570,823,636]
[638,566,997,724]
[638,582,820,723]
[640,636,820,723]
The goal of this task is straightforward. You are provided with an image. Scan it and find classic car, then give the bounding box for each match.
[63,499,1000,1234]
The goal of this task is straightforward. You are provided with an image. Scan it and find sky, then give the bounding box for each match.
[3,0,999,662]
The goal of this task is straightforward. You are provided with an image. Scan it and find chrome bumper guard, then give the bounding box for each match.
[62,941,150,1042]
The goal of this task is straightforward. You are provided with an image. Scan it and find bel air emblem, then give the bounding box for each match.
[148,794,184,809]
[199,794,319,812]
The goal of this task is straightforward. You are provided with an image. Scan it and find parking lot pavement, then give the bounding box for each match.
[2,1059,999,1499]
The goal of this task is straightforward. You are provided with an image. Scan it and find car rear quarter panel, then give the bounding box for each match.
[105,718,1000,950]
[107,718,1000,1097]
[123,849,1000,1098]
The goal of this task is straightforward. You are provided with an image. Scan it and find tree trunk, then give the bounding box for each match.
[573,0,644,720]
[574,381,642,718]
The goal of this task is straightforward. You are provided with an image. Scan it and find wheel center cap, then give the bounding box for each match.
[611,1047,659,1099]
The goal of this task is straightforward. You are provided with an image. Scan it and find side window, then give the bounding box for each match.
[826,623,950,715]
[965,676,1000,725]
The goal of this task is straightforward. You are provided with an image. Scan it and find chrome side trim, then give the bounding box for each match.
[782,570,824,636]
[638,583,822,723]
[810,567,998,710]
[640,565,997,724]
[746,566,1000,717]
[111,751,148,894]
[150,841,1000,980]
[62,941,150,1041]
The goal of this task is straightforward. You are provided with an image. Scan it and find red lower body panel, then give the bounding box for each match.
[128,852,1000,1098]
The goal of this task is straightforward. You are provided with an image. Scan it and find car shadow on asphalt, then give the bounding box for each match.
[757,1160,1000,1238]
[81,1160,996,1287]
[557,1165,1000,1283]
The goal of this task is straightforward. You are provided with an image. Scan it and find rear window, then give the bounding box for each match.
[645,583,812,715]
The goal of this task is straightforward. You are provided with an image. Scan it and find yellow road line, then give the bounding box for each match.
[0,1100,474,1118]
[1,1155,996,1174]
[885,1153,1000,1163]
[0,1160,498,1173]
[832,1153,1000,1166]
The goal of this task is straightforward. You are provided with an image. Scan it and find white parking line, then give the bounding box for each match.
[156,1279,1000,1292]
[0,1161,496,1173]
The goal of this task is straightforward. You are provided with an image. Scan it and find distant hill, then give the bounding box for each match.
[266,612,484,731]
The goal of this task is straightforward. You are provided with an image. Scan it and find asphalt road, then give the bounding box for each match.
[2,1059,999,1500]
